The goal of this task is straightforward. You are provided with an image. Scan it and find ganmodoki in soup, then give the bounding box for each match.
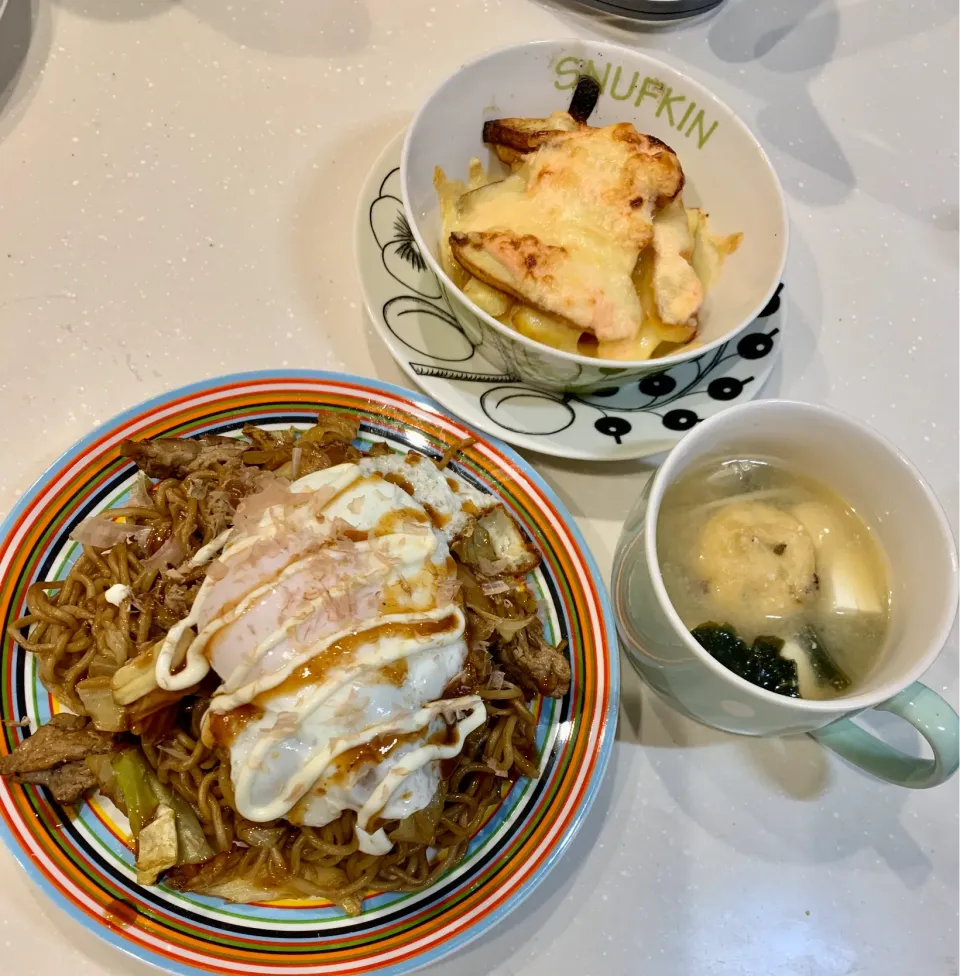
[656,456,890,700]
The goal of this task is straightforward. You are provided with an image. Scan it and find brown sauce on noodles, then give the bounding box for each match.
[5,419,547,916]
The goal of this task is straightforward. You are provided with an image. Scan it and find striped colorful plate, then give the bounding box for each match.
[0,371,618,976]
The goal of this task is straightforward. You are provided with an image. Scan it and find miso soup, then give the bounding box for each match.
[656,455,891,700]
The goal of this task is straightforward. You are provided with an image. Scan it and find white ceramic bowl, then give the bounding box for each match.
[401,40,788,393]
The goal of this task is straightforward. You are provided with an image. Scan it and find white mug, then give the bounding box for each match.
[612,399,959,788]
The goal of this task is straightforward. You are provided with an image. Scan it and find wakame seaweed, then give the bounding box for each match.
[691,622,800,698]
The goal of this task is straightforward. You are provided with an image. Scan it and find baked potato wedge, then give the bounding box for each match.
[595,319,661,361]
[481,111,580,158]
[632,248,697,346]
[463,275,513,318]
[510,305,582,355]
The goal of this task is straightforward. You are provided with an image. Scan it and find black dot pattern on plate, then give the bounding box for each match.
[365,167,786,454]
[758,283,784,318]
[662,408,700,431]
[594,416,632,443]
[736,329,779,361]
[638,373,677,397]
[707,377,749,400]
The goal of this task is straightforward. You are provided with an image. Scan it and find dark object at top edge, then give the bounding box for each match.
[572,0,726,21]
[567,75,601,124]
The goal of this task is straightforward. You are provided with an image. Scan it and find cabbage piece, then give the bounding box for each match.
[168,849,303,902]
[84,754,124,810]
[136,804,178,885]
[457,564,494,614]
[452,522,498,570]
[106,747,214,871]
[113,636,192,708]
[388,787,444,845]
[112,748,158,837]
[111,644,160,705]
[236,822,287,849]
[126,687,193,731]
[87,655,122,679]
[76,676,127,733]
[168,849,362,913]
[159,781,215,864]
[181,875,298,904]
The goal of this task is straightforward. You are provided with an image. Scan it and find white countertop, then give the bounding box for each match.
[0,1,956,974]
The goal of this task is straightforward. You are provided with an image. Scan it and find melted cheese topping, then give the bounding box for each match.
[449,124,683,341]
[154,455,499,854]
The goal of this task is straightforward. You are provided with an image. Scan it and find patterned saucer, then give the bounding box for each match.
[355,131,784,461]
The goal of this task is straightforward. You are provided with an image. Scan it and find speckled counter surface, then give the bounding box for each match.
[0,2,956,974]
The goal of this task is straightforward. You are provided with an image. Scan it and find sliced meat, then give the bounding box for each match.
[14,762,98,804]
[183,439,250,473]
[498,622,570,699]
[45,713,88,731]
[0,713,115,775]
[120,437,201,478]
[201,489,237,537]
[120,435,246,479]
[162,581,195,618]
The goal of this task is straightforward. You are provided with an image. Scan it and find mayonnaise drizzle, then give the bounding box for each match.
[154,468,368,692]
[355,699,487,854]
[151,460,489,850]
[205,604,465,718]
[188,529,234,569]
[229,685,484,830]
[155,528,236,691]
[104,583,132,606]
[160,530,438,696]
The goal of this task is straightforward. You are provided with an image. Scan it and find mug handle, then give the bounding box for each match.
[809,682,959,788]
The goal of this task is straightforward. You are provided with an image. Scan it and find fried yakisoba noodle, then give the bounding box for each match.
[4,415,566,914]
